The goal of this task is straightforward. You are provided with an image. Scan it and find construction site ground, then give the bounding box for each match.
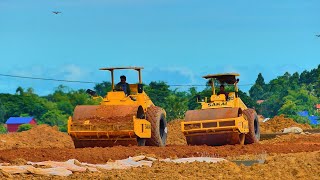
[0,117,320,179]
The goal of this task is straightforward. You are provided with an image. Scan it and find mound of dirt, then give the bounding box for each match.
[166,119,186,145]
[260,115,312,133]
[0,125,74,150]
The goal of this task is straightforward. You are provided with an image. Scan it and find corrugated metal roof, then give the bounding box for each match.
[99,67,144,71]
[5,117,34,124]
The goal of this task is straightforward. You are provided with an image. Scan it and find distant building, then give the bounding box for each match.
[256,100,265,105]
[316,104,320,113]
[5,117,37,132]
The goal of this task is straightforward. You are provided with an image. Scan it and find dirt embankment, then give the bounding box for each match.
[0,125,74,150]
[166,119,186,145]
[260,115,312,133]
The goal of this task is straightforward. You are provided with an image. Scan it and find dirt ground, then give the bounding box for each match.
[0,122,319,179]
[0,133,319,164]
[0,120,319,164]
[1,151,319,180]
[260,115,312,133]
[167,119,186,145]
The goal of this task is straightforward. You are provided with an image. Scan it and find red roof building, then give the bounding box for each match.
[5,117,37,132]
[256,100,265,105]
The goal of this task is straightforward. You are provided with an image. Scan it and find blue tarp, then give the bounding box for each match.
[297,111,309,117]
[297,111,319,125]
[5,117,34,124]
[308,116,319,125]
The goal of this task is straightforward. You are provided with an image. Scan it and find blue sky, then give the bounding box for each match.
[0,0,319,95]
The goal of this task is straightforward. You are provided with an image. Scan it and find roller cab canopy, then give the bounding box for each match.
[99,67,144,71]
[202,73,240,84]
[99,66,144,89]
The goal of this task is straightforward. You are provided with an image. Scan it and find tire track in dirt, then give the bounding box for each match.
[0,140,319,164]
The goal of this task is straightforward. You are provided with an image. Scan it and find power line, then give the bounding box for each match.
[0,73,96,84]
[0,73,254,87]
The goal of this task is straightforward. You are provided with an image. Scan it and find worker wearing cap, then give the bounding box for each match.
[115,75,131,95]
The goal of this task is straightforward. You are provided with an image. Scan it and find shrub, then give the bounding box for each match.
[17,124,32,132]
[0,124,7,134]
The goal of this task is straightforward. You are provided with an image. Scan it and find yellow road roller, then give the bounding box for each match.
[181,73,260,146]
[68,67,167,148]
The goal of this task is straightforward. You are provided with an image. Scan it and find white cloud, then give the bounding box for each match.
[158,66,197,84]
[58,64,88,81]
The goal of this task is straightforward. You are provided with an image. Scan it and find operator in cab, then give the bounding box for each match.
[217,84,228,100]
[115,75,131,95]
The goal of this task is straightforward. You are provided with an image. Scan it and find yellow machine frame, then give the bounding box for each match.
[181,73,249,144]
[68,67,155,142]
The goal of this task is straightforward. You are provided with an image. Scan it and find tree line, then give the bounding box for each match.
[0,64,319,132]
[250,65,320,124]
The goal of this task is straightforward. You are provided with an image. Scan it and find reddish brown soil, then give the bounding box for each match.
[0,134,319,164]
[1,151,319,179]
[73,105,138,124]
[166,119,186,145]
[260,133,320,144]
[0,125,74,150]
[260,115,312,133]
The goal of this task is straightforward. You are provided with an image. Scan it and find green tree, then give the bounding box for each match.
[238,90,256,108]
[0,99,6,123]
[94,81,112,97]
[279,86,318,116]
[260,94,283,117]
[17,124,32,132]
[40,109,68,127]
[165,91,188,121]
[144,81,171,108]
[0,124,7,134]
[289,72,300,90]
[249,73,265,101]
[20,113,30,117]
[68,89,97,107]
[187,87,201,110]
[26,87,35,95]
[15,86,24,96]
[57,101,73,115]
[256,73,266,86]
[315,65,320,98]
